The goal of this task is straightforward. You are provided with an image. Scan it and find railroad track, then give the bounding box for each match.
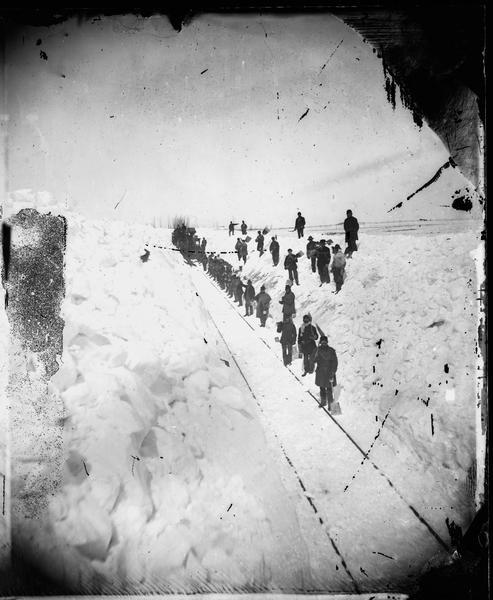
[147,242,452,579]
[194,259,450,556]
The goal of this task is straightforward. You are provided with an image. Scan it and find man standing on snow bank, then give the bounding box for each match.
[235,238,242,261]
[284,248,300,285]
[241,220,248,235]
[298,314,318,376]
[306,236,317,273]
[313,336,338,409]
[269,236,280,266]
[279,315,297,366]
[316,239,331,285]
[255,285,271,327]
[293,211,306,238]
[331,245,346,292]
[244,280,256,316]
[279,284,296,318]
[255,231,265,256]
[229,221,238,236]
[240,239,248,264]
[344,209,359,257]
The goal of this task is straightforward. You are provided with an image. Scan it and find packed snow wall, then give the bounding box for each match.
[1,205,317,593]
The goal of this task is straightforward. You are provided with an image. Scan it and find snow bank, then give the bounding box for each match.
[12,213,309,592]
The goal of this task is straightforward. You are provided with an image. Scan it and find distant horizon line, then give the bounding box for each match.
[147,215,480,230]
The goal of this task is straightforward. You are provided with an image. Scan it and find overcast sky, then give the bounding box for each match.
[5,13,453,227]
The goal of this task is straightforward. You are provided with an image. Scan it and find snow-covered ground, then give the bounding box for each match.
[0,189,484,595]
[10,212,333,593]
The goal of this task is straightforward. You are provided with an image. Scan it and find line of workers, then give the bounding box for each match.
[205,253,339,409]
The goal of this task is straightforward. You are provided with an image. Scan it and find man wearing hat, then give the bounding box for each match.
[293,211,306,238]
[240,239,248,264]
[316,239,331,285]
[298,314,319,375]
[279,284,296,318]
[255,230,265,256]
[306,236,317,273]
[331,244,347,293]
[344,209,359,257]
[280,315,297,366]
[255,285,271,327]
[235,238,242,261]
[313,336,338,408]
[244,279,256,316]
[269,236,280,266]
[284,248,300,285]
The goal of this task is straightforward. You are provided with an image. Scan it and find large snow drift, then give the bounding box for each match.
[0,188,484,595]
[5,205,315,593]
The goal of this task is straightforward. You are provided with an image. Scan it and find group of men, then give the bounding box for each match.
[228,210,359,293]
[206,255,272,327]
[291,209,359,254]
[305,238,348,292]
[229,220,248,236]
[205,253,338,409]
[229,211,306,239]
[238,236,348,293]
[172,224,208,263]
[172,210,356,410]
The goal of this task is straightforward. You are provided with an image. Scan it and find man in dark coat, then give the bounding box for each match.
[298,314,319,376]
[240,240,248,264]
[235,238,242,261]
[279,285,296,318]
[344,209,359,257]
[229,272,238,298]
[255,231,265,256]
[224,268,232,292]
[269,237,280,266]
[235,277,245,306]
[229,221,238,236]
[294,212,306,238]
[316,239,331,285]
[280,315,297,366]
[255,285,271,327]
[306,236,317,273]
[284,249,299,285]
[241,220,248,235]
[313,336,338,408]
[244,280,256,316]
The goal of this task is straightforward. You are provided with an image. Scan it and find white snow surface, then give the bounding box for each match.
[12,212,317,593]
[1,189,484,595]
